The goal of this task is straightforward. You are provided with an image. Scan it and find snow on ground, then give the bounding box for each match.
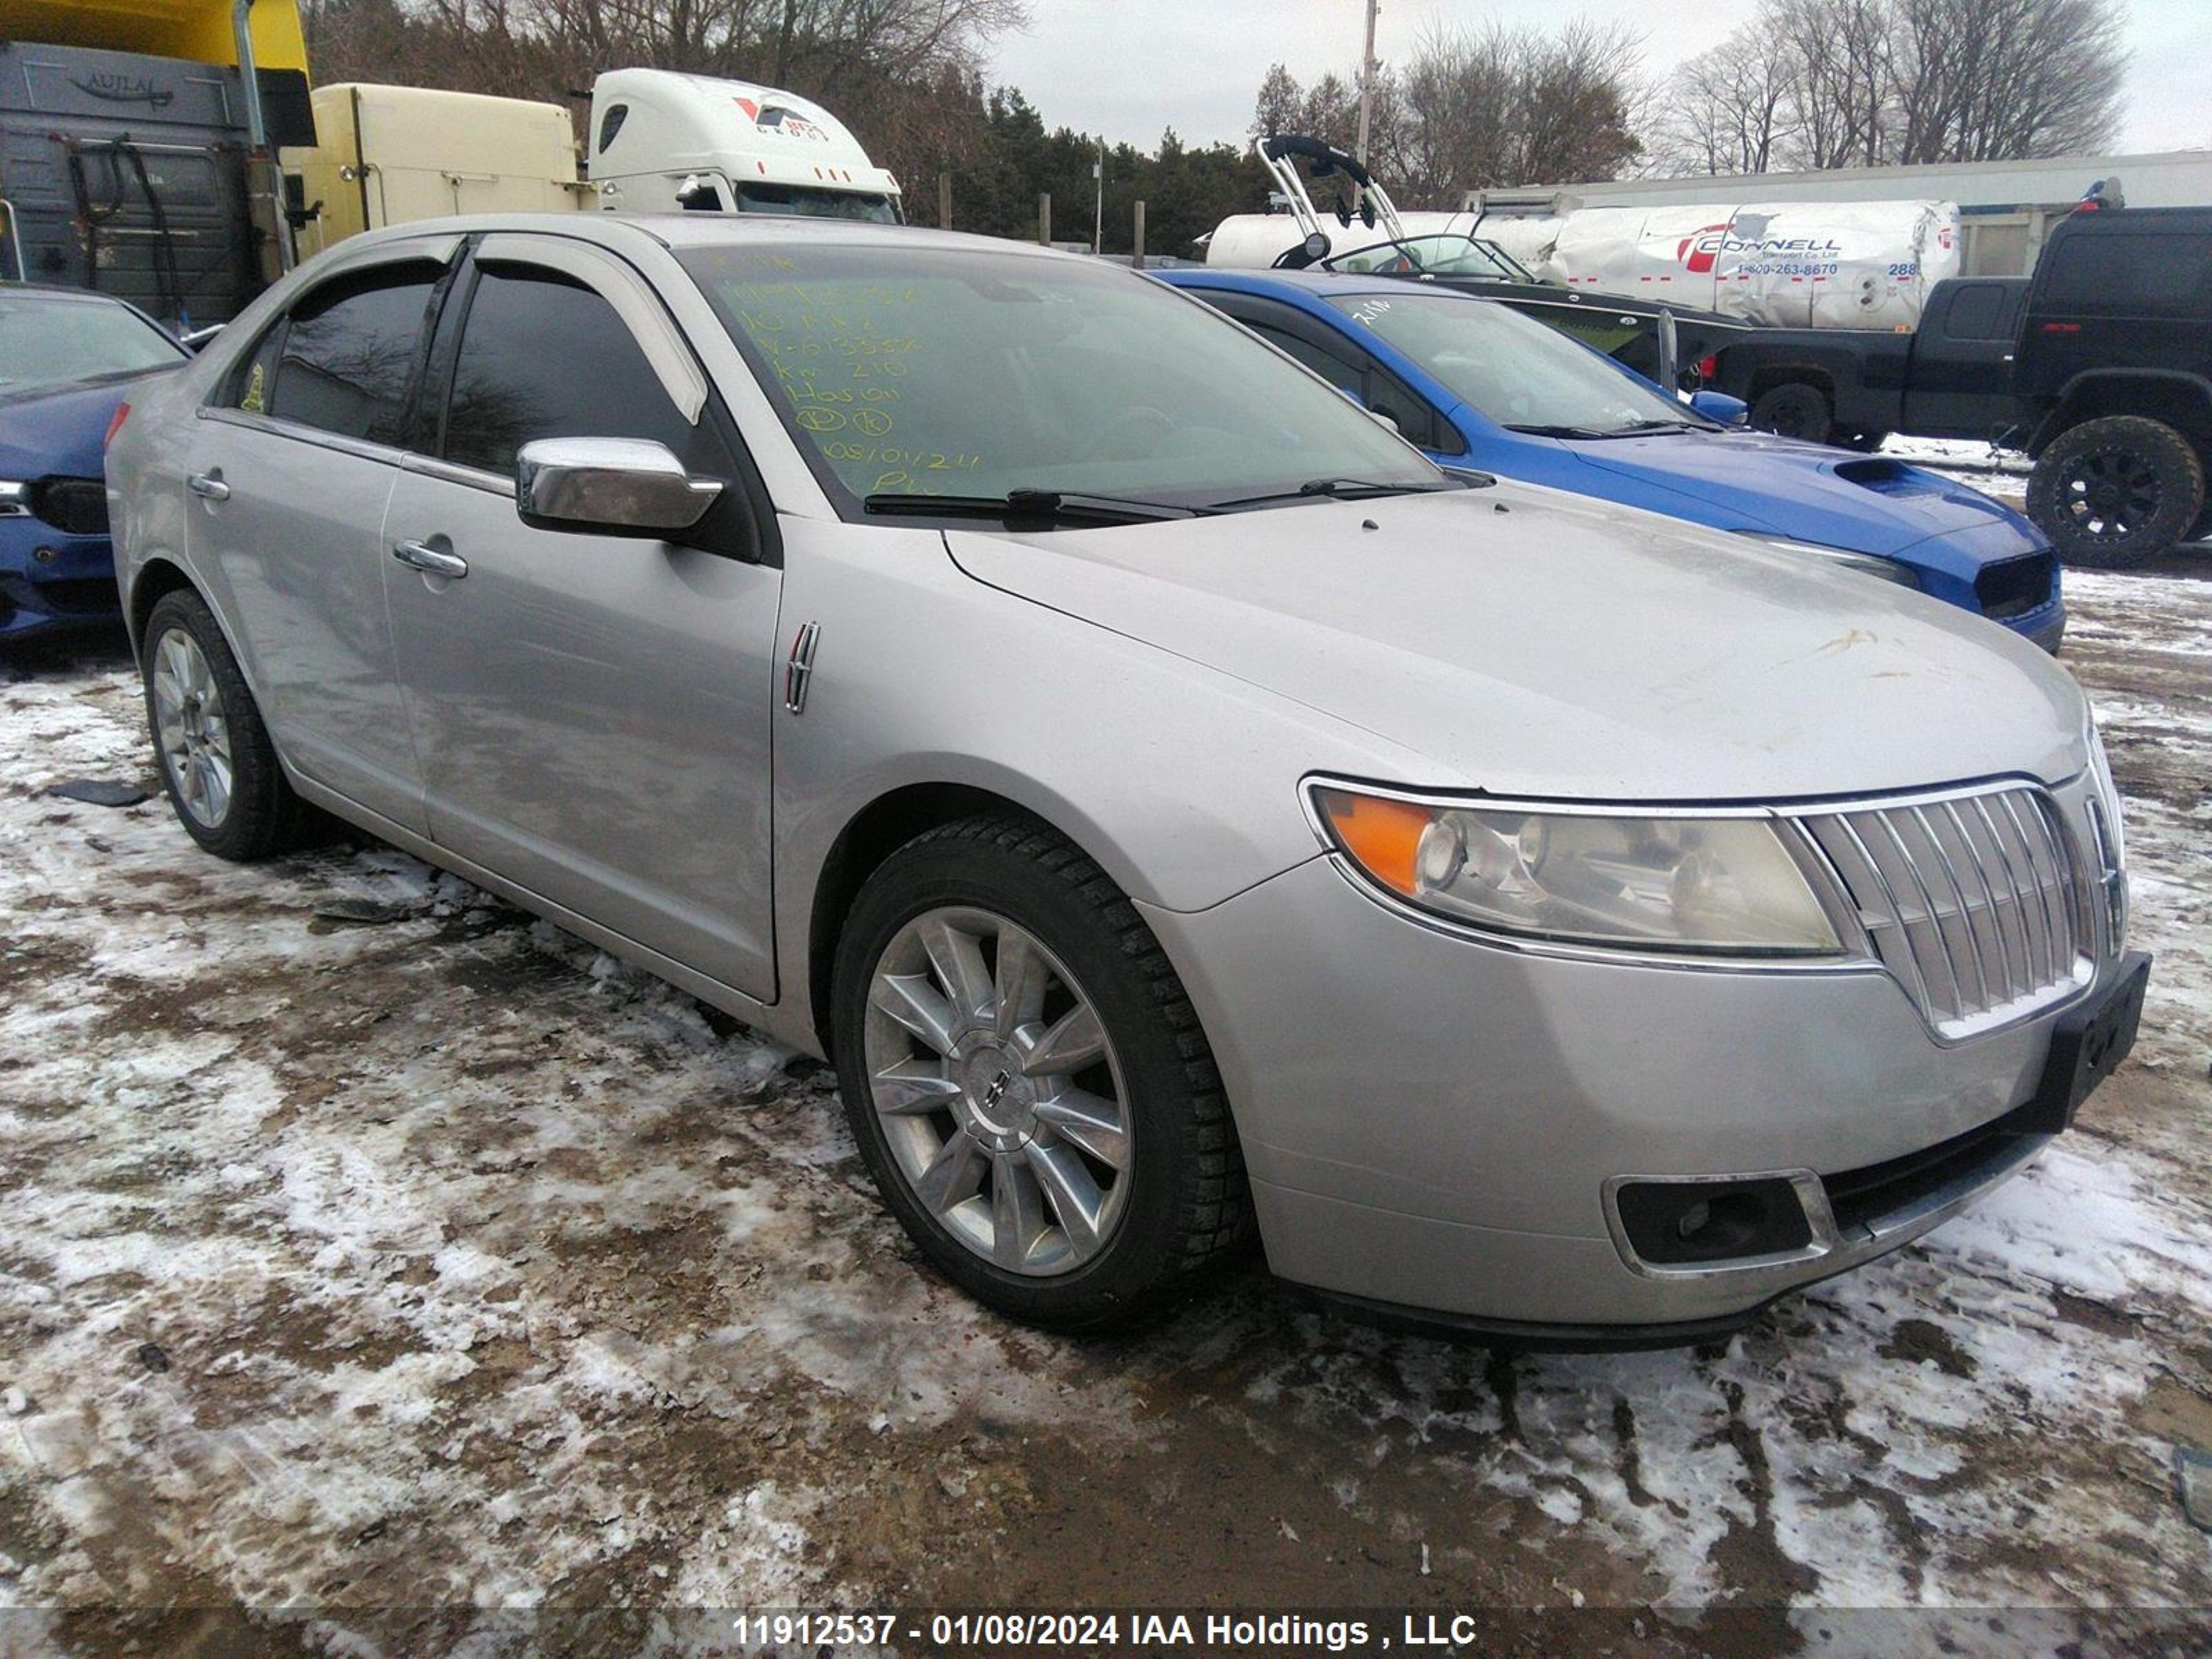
[0,568,2208,1658]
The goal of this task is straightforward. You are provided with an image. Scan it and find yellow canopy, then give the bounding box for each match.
[0,1,308,73]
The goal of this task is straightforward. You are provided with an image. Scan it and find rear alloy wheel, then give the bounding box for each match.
[1749,381,1834,445]
[141,588,312,861]
[2028,415,2205,569]
[832,815,1250,1328]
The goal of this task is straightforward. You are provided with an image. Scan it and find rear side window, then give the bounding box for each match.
[441,265,702,476]
[266,267,439,444]
[2041,231,2212,315]
[1941,283,2010,341]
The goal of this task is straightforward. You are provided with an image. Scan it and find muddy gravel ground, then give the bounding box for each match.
[1,561,2209,1659]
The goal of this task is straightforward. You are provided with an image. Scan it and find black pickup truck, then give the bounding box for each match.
[1709,205,2212,567]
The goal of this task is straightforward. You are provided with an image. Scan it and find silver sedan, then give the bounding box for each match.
[104,215,2148,1343]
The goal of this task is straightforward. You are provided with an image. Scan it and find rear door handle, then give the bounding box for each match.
[187,471,229,501]
[392,538,467,579]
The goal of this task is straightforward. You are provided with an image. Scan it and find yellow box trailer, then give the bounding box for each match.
[284,83,584,259]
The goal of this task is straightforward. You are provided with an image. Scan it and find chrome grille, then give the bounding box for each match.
[1797,784,2099,1039]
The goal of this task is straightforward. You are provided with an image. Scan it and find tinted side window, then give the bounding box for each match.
[598,103,628,153]
[2042,231,2212,314]
[1365,365,1457,456]
[1254,324,1362,395]
[1941,282,2007,341]
[443,266,701,476]
[268,267,438,444]
[222,319,284,413]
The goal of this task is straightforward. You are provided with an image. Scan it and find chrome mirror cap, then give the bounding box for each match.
[514,437,722,536]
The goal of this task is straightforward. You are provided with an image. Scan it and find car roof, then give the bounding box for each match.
[0,283,151,309]
[340,210,1087,265]
[1154,265,1470,303]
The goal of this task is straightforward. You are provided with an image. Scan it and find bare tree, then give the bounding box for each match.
[1891,0,2126,162]
[1259,17,1644,203]
[1642,30,1797,177]
[1638,0,2126,180]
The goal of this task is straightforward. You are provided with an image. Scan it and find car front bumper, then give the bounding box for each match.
[0,520,122,640]
[1141,831,2130,1340]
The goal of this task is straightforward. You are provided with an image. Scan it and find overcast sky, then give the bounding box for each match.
[986,0,2212,169]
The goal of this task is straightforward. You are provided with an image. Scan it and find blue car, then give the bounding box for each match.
[2,287,191,645]
[1156,268,2065,651]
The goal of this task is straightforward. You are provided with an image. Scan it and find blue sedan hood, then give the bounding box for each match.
[1566,430,2032,559]
[0,371,168,478]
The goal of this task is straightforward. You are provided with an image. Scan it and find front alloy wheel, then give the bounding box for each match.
[865,906,1133,1275]
[831,814,1251,1328]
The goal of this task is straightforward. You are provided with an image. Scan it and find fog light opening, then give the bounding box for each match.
[1614,1177,1816,1268]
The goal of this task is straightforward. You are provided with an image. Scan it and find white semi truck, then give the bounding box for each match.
[585,69,901,221]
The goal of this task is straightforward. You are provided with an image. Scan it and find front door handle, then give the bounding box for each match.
[186,471,229,501]
[392,538,467,579]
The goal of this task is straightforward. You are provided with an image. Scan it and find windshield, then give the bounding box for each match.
[1328,292,1700,436]
[0,293,183,396]
[733,183,901,224]
[682,243,1441,512]
[1326,234,1533,283]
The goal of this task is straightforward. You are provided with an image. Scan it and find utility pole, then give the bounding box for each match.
[1038,191,1051,246]
[1092,140,1104,256]
[1354,0,1380,166]
[937,171,953,231]
[1132,200,1146,270]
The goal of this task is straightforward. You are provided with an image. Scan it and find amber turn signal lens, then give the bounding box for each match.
[1316,788,1434,897]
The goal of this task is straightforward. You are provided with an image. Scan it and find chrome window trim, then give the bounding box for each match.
[400,452,509,496]
[194,405,406,468]
[1299,771,2113,1041]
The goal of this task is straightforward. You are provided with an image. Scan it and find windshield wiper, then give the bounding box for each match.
[863,488,1203,525]
[1205,476,1456,511]
[1609,418,1707,435]
[1503,422,1614,439]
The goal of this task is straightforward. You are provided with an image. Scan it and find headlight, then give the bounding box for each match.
[1736,532,1920,588]
[1311,784,1843,956]
[0,480,28,516]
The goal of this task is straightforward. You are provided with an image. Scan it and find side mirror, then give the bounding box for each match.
[515,438,722,537]
[1688,389,1749,427]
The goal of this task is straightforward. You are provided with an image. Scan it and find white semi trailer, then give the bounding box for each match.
[1208,193,1963,332]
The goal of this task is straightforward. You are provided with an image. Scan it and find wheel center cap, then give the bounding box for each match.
[957,1043,1032,1142]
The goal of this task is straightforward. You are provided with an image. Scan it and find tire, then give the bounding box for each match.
[830,814,1251,1329]
[1749,381,1834,444]
[141,588,311,861]
[2027,415,2205,569]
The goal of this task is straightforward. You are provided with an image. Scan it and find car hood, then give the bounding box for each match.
[0,370,169,478]
[1564,431,2034,559]
[943,483,2086,801]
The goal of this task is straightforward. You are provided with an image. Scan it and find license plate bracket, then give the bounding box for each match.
[2016,951,2151,1134]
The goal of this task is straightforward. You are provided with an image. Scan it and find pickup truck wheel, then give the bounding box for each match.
[831,815,1251,1329]
[2029,416,2204,568]
[1750,382,1833,445]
